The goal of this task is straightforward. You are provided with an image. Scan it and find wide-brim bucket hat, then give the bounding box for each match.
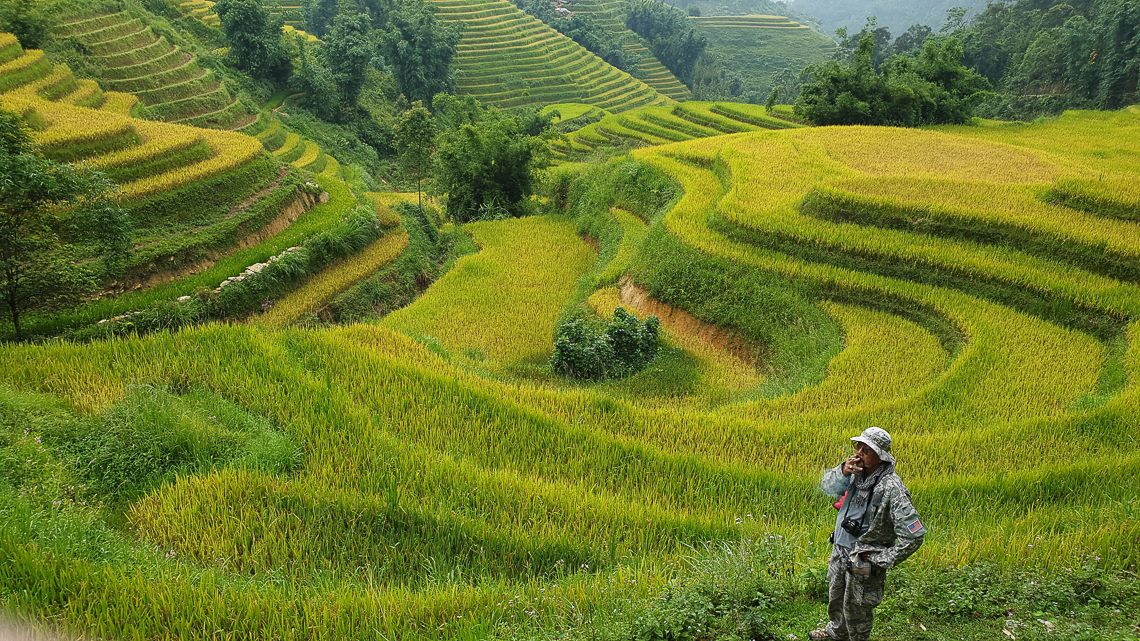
[851,426,895,465]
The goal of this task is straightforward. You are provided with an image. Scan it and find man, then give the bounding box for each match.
[809,427,926,641]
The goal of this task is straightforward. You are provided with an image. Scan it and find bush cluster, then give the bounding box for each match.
[550,307,661,380]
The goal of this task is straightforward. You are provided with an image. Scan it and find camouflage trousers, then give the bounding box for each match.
[824,545,887,641]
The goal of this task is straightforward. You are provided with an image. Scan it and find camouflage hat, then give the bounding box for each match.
[851,426,895,464]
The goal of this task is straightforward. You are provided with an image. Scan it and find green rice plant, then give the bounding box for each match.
[86,27,156,58]
[100,46,186,80]
[98,37,172,68]
[53,13,128,38]
[105,59,205,94]
[173,99,246,129]
[132,69,218,106]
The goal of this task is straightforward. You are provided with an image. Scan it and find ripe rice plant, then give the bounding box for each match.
[254,230,410,328]
[118,129,265,201]
[2,91,1140,640]
[381,215,596,363]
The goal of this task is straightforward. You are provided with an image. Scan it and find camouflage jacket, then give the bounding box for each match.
[822,462,926,569]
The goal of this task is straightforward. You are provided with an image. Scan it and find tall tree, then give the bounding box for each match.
[213,0,292,82]
[0,0,51,49]
[394,106,435,212]
[324,12,375,110]
[626,0,708,83]
[433,104,552,222]
[0,109,130,341]
[378,0,462,107]
[302,0,340,38]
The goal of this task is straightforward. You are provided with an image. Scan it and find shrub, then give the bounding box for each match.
[550,307,660,379]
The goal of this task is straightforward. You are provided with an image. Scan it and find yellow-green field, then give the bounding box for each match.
[3,62,1140,638]
[381,215,596,363]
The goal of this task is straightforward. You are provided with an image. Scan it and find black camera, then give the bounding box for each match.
[841,517,867,537]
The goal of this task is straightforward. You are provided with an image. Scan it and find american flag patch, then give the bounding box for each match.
[908,519,923,533]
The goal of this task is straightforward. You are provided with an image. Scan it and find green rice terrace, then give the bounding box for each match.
[554,0,691,101]
[427,0,667,111]
[53,8,250,128]
[689,14,837,95]
[3,9,1140,639]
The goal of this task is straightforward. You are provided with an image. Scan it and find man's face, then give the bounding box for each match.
[854,441,881,470]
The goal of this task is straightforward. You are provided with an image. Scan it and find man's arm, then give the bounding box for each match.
[870,487,926,569]
[821,463,853,496]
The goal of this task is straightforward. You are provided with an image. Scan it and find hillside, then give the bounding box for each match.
[0,32,402,341]
[788,0,988,36]
[424,0,666,110]
[689,14,837,96]
[557,0,692,101]
[53,8,250,128]
[2,86,1140,639]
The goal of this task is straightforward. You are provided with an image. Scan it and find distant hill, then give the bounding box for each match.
[786,0,988,36]
[689,14,836,96]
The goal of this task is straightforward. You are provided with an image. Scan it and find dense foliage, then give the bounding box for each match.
[818,0,1140,119]
[961,0,1140,116]
[795,34,991,126]
[550,307,662,380]
[789,0,986,35]
[432,95,554,222]
[377,0,462,107]
[213,0,292,82]
[626,0,709,84]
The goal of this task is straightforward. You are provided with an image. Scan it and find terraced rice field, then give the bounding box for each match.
[53,11,249,128]
[550,99,800,160]
[554,0,691,101]
[254,107,344,179]
[4,21,1140,636]
[0,34,367,337]
[427,0,667,111]
[689,14,837,95]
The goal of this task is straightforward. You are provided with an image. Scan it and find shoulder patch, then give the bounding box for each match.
[908,519,923,533]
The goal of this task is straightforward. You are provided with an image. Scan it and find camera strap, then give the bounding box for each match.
[842,480,877,534]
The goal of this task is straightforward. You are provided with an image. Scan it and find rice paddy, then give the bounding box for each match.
[53,10,250,128]
[4,17,1140,637]
[427,0,667,111]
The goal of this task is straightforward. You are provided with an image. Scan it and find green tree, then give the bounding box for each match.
[433,101,552,222]
[0,110,131,341]
[378,0,462,107]
[626,0,708,83]
[0,0,51,49]
[302,0,340,38]
[213,0,292,82]
[290,40,343,121]
[324,12,375,110]
[795,34,990,126]
[394,106,435,212]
